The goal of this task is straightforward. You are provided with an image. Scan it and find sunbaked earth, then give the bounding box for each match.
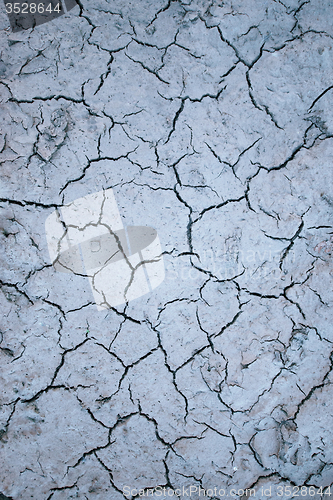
[0,0,333,499]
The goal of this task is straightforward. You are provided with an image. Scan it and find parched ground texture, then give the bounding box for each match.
[1,0,333,499]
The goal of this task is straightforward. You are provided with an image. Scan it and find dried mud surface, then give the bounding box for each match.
[0,0,333,499]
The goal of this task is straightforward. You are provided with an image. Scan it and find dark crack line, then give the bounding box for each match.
[308,85,333,111]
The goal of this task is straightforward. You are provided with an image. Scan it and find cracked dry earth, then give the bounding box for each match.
[1,0,333,499]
